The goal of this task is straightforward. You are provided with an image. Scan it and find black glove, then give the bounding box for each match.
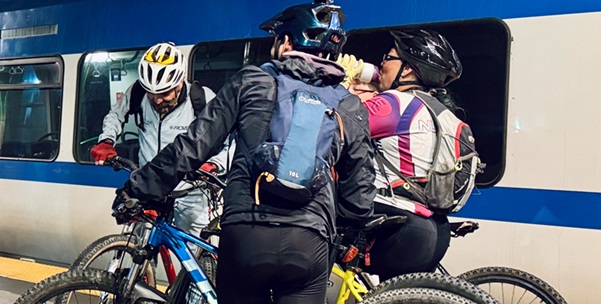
[111,183,142,224]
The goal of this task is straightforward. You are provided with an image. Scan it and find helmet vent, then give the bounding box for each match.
[147,67,153,85]
[156,68,165,85]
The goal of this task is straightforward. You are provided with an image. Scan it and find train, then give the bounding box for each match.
[1,0,601,302]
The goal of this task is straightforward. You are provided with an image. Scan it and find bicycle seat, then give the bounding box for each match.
[450,221,479,237]
[340,214,407,232]
[366,215,407,233]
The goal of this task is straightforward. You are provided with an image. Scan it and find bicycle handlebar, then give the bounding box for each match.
[185,169,227,189]
[105,156,139,172]
[112,166,227,224]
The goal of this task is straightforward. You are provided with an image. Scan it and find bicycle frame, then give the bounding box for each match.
[331,263,369,304]
[121,216,218,304]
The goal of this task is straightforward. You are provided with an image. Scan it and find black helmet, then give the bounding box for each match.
[259,1,346,60]
[390,29,462,87]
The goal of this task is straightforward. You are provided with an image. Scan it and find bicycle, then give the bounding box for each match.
[68,156,224,291]
[328,215,499,304]
[14,211,498,304]
[326,219,567,304]
[14,176,221,304]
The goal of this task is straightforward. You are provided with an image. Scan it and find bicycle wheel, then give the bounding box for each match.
[198,251,217,285]
[71,233,156,287]
[360,288,477,304]
[365,272,499,304]
[458,267,567,304]
[15,269,121,304]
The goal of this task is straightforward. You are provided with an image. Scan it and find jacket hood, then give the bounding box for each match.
[272,51,345,86]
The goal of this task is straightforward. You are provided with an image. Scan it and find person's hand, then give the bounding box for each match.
[201,162,219,174]
[90,140,117,165]
[112,183,141,224]
[336,54,364,89]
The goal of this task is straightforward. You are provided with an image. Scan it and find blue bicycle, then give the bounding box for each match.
[14,161,220,304]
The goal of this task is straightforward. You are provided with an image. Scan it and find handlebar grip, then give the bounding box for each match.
[106,156,138,171]
[113,156,139,170]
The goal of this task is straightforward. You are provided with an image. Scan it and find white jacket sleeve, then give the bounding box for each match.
[98,82,133,143]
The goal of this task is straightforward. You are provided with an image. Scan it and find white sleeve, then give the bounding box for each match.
[98,82,134,143]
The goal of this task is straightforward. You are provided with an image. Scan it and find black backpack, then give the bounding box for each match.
[125,80,207,132]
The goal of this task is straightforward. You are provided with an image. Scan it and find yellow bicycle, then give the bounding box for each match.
[326,215,498,304]
[326,218,565,304]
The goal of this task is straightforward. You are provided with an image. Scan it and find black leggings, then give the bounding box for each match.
[364,204,451,281]
[216,223,329,304]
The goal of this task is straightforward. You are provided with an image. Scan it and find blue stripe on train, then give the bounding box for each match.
[2,0,601,56]
[0,160,129,188]
[456,188,601,231]
[1,159,600,230]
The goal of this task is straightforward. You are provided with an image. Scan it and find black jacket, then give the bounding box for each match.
[126,51,375,241]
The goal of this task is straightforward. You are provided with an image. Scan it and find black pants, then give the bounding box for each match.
[364,204,451,281]
[216,223,329,304]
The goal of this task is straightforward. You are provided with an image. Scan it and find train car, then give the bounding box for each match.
[0,0,600,302]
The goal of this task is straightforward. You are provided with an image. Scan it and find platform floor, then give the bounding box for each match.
[0,256,66,303]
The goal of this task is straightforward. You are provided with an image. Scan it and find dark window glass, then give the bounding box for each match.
[0,57,63,160]
[344,18,510,187]
[191,37,273,92]
[75,49,145,164]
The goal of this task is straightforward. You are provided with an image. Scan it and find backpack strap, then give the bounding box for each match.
[260,61,279,77]
[189,80,207,117]
[125,80,147,132]
[374,150,428,204]
[412,91,444,176]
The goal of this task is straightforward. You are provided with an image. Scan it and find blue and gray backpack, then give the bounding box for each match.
[250,62,349,205]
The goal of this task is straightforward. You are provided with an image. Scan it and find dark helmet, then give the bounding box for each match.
[259,1,347,60]
[390,29,462,87]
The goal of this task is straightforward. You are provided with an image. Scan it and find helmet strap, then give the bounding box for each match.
[390,61,421,90]
[272,36,282,60]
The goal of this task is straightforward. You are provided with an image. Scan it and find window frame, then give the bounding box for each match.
[189,36,273,92]
[0,55,64,162]
[344,18,510,188]
[73,47,148,164]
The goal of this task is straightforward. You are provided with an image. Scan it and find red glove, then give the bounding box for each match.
[201,162,218,174]
[91,140,117,165]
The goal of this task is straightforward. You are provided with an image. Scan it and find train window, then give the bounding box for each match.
[344,18,510,187]
[0,57,63,161]
[190,37,273,92]
[74,49,145,164]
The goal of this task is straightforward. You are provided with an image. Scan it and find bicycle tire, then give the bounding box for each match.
[14,269,119,304]
[365,272,499,304]
[360,288,477,304]
[70,233,156,287]
[198,251,217,285]
[458,266,567,304]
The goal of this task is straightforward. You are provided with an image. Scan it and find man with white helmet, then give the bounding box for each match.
[90,42,226,235]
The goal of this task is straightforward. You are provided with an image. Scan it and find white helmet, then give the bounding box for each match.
[138,42,187,94]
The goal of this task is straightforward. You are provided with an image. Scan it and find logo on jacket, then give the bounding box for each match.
[170,125,189,131]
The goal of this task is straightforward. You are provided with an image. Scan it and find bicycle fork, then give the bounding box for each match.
[117,223,167,304]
